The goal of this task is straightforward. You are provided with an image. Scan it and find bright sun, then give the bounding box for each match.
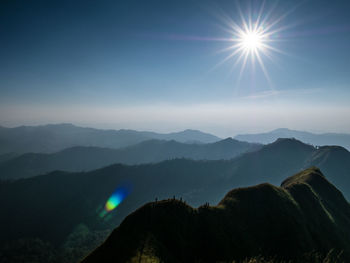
[224,22,272,81]
[240,30,264,52]
[215,1,290,82]
[231,24,270,65]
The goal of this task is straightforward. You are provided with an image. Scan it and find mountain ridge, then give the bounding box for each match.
[0,123,221,154]
[82,167,350,263]
[235,128,350,150]
[0,138,260,180]
[2,139,350,263]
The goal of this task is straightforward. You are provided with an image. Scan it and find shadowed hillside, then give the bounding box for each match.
[0,138,260,180]
[82,168,350,263]
[1,139,350,262]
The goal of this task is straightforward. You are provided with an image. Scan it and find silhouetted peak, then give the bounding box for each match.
[212,138,259,148]
[221,137,234,141]
[214,137,238,144]
[281,167,324,189]
[266,138,314,150]
[275,137,300,143]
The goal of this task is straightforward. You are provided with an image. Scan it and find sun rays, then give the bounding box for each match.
[214,0,295,84]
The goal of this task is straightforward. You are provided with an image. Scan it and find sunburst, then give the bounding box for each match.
[216,1,293,83]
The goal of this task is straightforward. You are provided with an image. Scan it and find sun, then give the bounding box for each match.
[222,20,274,82]
[213,1,292,83]
[239,30,264,52]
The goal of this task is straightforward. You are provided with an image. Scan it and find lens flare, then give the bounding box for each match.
[104,187,129,212]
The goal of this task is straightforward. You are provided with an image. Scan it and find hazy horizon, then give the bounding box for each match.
[2,120,350,139]
[1,0,350,137]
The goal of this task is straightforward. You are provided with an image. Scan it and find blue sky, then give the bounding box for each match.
[1,0,350,136]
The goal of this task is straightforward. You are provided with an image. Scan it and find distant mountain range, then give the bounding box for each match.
[2,124,349,155]
[235,128,350,150]
[0,124,221,154]
[83,167,350,263]
[1,138,350,262]
[0,138,260,180]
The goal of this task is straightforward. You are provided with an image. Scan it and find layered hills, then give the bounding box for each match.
[0,138,260,180]
[0,124,220,154]
[1,139,350,262]
[235,128,350,150]
[83,167,350,263]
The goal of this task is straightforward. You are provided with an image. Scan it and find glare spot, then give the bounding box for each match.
[104,187,130,213]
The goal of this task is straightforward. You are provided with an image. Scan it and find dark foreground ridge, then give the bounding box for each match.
[82,167,350,263]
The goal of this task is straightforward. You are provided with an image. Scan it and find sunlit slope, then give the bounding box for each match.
[83,168,350,263]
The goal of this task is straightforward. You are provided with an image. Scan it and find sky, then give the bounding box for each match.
[1,0,350,137]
